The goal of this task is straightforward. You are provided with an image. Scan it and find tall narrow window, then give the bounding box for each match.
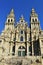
[33,40,41,56]
[8,19,10,23]
[32,19,34,22]
[0,40,2,43]
[21,31,23,34]
[12,46,15,55]
[35,19,37,21]
[11,19,13,22]
[20,36,23,41]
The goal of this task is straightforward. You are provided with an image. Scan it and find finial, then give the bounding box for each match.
[31,8,38,17]
[32,8,35,13]
[10,9,14,13]
[21,14,24,20]
[8,9,14,18]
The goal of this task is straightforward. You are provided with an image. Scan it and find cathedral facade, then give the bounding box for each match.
[0,8,43,65]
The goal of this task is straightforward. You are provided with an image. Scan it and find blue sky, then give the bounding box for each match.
[0,0,43,34]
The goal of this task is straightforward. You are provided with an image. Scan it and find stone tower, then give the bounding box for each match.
[30,8,41,56]
[5,9,15,30]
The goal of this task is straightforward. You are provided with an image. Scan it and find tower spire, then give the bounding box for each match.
[8,9,14,18]
[20,14,24,20]
[31,8,35,13]
[31,8,38,17]
[5,9,15,30]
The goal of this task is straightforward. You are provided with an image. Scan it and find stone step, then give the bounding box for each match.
[0,56,42,65]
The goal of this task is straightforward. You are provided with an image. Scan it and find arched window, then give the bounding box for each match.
[8,19,10,23]
[35,19,37,21]
[21,31,23,34]
[32,19,34,22]
[11,19,13,22]
[20,36,23,41]
[18,46,26,56]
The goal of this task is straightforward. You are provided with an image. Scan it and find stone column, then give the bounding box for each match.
[32,41,34,56]
[27,43,30,56]
[15,43,18,56]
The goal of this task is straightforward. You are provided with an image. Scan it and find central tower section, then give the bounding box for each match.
[14,15,30,56]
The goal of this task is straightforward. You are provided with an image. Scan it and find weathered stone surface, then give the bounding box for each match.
[0,56,42,65]
[0,8,43,65]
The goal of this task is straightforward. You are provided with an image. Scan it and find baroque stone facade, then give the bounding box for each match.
[0,8,43,65]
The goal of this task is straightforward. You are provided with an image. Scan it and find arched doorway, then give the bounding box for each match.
[18,46,26,56]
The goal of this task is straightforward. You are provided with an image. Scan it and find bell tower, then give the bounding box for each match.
[5,9,15,30]
[30,8,40,39]
[30,8,40,56]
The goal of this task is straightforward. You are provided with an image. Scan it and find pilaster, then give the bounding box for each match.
[27,43,30,56]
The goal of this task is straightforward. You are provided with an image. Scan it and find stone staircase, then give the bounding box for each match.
[0,56,42,65]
